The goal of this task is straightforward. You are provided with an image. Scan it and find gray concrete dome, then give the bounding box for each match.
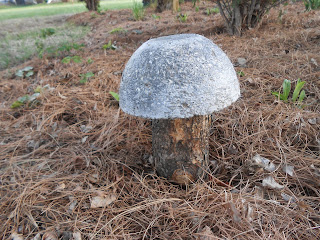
[119,34,240,119]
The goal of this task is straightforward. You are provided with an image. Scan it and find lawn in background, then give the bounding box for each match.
[0,0,142,70]
[0,0,139,21]
[0,22,90,70]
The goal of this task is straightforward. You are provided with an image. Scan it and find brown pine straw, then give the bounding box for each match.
[0,1,319,239]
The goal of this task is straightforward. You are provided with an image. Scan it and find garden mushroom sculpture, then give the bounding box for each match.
[119,34,240,185]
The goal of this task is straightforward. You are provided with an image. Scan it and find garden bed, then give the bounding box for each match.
[0,1,319,239]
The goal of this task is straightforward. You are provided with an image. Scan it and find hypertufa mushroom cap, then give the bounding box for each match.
[119,34,240,119]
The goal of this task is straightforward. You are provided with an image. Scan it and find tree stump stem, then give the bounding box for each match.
[152,115,211,185]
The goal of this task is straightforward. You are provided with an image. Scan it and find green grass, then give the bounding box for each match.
[0,23,89,70]
[109,27,127,34]
[0,0,139,21]
[0,0,142,70]
[132,0,145,21]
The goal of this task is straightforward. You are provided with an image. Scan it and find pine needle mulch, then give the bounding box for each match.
[0,2,319,239]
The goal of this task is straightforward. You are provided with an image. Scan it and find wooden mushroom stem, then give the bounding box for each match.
[152,115,211,185]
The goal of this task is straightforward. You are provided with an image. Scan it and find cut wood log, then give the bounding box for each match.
[152,115,211,184]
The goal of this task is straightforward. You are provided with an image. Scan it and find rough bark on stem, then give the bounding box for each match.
[156,0,173,12]
[152,115,211,185]
[173,0,179,12]
[85,0,99,11]
[232,0,242,36]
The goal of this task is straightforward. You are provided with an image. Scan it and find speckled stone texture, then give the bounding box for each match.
[119,34,240,119]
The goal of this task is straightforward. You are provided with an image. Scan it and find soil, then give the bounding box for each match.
[0,1,319,239]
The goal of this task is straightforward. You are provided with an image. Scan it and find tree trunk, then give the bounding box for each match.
[156,0,173,12]
[85,0,99,11]
[152,115,211,185]
[173,0,179,12]
[232,0,242,36]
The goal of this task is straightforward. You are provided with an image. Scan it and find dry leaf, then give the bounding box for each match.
[58,92,67,99]
[26,211,39,228]
[244,203,254,222]
[262,176,284,190]
[253,186,265,199]
[68,197,78,212]
[196,226,219,240]
[189,212,200,225]
[282,165,294,176]
[87,174,99,183]
[229,202,241,223]
[252,154,276,172]
[310,164,320,177]
[33,233,41,240]
[81,136,88,143]
[308,118,317,125]
[8,210,15,219]
[61,232,72,240]
[281,193,296,203]
[80,125,92,133]
[72,232,81,240]
[56,182,66,191]
[42,231,58,240]
[298,201,313,211]
[74,185,83,191]
[11,233,24,240]
[90,194,117,208]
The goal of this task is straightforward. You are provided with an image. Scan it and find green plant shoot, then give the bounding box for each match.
[109,27,127,34]
[152,14,161,19]
[103,40,117,50]
[11,95,30,108]
[299,90,306,102]
[79,72,94,84]
[292,78,306,102]
[282,79,291,101]
[237,71,245,77]
[15,66,34,78]
[62,56,82,64]
[109,91,119,101]
[34,86,42,93]
[272,78,306,104]
[178,13,188,23]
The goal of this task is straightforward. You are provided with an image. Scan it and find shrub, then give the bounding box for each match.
[216,0,288,35]
[304,0,320,10]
